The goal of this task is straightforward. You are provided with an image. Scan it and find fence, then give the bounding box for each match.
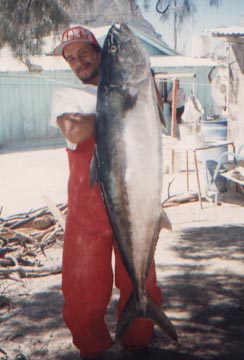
[0,70,80,144]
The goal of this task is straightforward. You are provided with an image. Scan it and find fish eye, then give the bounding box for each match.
[110,45,117,53]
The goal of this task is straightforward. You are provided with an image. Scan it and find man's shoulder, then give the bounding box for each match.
[54,85,97,97]
[50,85,97,124]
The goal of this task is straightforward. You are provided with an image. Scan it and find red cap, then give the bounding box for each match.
[53,25,99,56]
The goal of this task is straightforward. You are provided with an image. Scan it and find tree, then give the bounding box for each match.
[0,0,223,59]
[0,0,155,60]
[0,0,71,59]
[0,0,94,60]
[146,0,222,51]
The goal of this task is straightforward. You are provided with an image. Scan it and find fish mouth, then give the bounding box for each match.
[107,23,150,86]
[108,23,139,50]
[109,23,132,43]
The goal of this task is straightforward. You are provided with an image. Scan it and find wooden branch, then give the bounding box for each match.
[0,264,62,278]
[9,209,48,229]
[42,195,66,230]
[161,177,175,206]
[0,348,7,356]
[0,204,66,278]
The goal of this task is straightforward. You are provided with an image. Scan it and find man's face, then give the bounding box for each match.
[63,42,101,85]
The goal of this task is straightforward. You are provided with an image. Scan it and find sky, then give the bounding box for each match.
[137,0,244,55]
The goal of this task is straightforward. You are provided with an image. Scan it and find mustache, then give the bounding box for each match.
[76,62,90,73]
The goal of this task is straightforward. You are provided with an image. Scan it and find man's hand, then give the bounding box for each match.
[57,113,96,144]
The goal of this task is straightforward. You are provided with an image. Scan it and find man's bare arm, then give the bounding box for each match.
[57,113,95,144]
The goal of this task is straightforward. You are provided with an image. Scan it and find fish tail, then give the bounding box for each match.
[116,293,138,341]
[146,295,178,342]
[116,292,178,342]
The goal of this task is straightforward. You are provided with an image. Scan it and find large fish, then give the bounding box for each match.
[91,23,177,342]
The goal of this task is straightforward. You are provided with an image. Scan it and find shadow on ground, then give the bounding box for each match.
[1,225,243,359]
[156,225,244,360]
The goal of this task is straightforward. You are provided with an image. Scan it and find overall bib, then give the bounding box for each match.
[61,138,162,358]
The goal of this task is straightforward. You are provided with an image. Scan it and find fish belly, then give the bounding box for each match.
[121,80,162,283]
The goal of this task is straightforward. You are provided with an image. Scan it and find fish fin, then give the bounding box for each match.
[160,209,172,231]
[116,293,138,341]
[146,296,178,342]
[89,155,98,187]
[158,104,166,128]
[122,87,138,113]
[116,292,178,343]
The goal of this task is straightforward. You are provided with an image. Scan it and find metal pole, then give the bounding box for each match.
[171,78,177,138]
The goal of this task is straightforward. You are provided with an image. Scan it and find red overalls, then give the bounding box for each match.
[61,138,162,358]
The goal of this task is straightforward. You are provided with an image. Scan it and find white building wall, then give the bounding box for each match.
[226,46,244,151]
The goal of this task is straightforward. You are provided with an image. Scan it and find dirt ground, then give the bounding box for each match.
[0,140,244,360]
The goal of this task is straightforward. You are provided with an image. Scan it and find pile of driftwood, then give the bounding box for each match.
[0,202,66,280]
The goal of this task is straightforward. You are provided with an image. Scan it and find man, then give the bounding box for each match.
[51,25,162,360]
[167,79,186,124]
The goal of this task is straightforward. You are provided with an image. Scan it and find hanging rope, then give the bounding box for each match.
[156,0,170,14]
